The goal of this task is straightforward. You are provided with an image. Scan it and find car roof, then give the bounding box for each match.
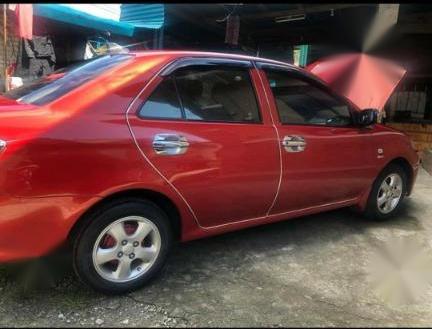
[127,50,331,96]
[129,50,300,70]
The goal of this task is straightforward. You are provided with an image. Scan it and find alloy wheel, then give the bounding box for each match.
[92,216,161,283]
[377,173,403,214]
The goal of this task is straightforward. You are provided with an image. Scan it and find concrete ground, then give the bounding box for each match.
[423,149,432,175]
[0,169,431,327]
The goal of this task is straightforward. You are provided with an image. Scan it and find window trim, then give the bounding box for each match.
[138,61,263,125]
[160,57,252,77]
[258,62,359,128]
[137,76,184,121]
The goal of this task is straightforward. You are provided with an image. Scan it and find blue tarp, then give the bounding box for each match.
[33,4,136,37]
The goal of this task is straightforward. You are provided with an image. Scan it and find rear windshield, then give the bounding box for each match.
[2,54,133,106]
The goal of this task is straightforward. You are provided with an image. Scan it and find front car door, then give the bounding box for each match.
[128,58,280,227]
[257,63,377,215]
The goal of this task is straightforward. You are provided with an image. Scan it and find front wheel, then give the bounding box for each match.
[72,199,173,294]
[364,164,407,220]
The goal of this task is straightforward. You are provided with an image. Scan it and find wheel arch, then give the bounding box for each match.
[384,157,414,195]
[357,156,415,212]
[68,189,182,244]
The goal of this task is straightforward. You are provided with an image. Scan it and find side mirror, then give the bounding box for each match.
[356,108,379,127]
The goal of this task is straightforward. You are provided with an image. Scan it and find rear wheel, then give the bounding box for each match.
[364,164,407,220]
[73,199,172,294]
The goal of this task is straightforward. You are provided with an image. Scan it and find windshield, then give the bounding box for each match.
[2,54,133,106]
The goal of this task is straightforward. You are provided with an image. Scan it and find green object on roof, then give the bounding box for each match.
[33,4,136,37]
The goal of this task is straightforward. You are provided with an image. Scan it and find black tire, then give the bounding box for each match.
[364,163,408,221]
[72,198,173,295]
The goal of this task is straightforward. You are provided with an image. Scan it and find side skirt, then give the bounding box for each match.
[182,197,359,242]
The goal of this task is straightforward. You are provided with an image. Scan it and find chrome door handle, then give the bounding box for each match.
[282,135,306,152]
[152,134,189,155]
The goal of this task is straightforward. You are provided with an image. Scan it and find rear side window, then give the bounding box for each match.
[264,69,352,127]
[139,77,183,119]
[2,54,132,106]
[138,65,261,123]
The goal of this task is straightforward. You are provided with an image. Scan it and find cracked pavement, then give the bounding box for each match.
[0,168,431,327]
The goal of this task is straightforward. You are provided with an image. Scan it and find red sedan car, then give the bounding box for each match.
[0,51,419,294]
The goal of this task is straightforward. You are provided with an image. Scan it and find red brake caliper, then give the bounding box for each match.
[99,222,137,268]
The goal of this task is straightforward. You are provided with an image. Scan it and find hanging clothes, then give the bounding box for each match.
[13,4,33,40]
[23,36,56,79]
[24,36,56,60]
[225,15,240,46]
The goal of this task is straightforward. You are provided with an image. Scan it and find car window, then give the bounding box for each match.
[174,65,261,123]
[264,69,352,126]
[2,54,133,106]
[138,77,183,119]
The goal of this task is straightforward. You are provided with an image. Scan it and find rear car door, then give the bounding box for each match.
[258,63,377,214]
[128,58,280,227]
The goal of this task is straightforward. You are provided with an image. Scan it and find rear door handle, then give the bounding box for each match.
[282,135,306,152]
[152,134,189,155]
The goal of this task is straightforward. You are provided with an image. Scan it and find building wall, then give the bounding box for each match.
[0,8,20,90]
[387,122,432,156]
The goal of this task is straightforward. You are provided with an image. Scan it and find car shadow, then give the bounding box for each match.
[0,199,423,302]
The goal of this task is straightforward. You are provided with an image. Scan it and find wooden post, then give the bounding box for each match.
[3,3,8,92]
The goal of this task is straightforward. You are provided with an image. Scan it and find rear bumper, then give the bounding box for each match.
[0,195,98,263]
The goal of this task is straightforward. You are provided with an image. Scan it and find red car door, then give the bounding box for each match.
[128,58,280,227]
[257,63,378,215]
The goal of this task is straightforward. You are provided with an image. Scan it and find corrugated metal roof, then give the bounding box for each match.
[34,4,135,37]
[120,4,164,29]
